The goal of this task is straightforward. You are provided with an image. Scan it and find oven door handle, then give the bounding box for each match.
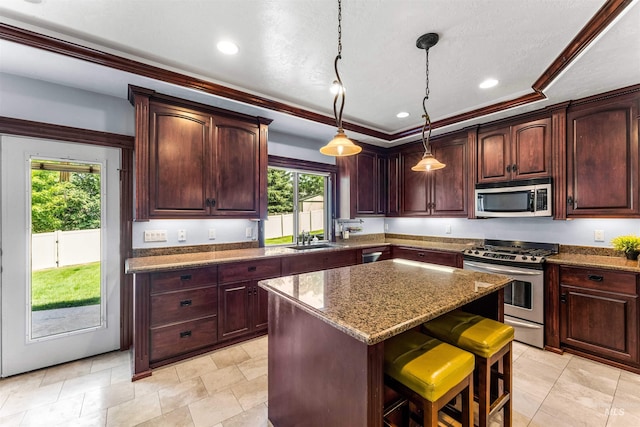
[464,261,542,276]
[504,318,542,329]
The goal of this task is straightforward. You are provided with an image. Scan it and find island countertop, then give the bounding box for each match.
[258,258,512,345]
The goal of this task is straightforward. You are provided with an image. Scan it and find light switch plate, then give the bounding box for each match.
[143,230,167,242]
[594,229,605,242]
[246,227,253,238]
[208,228,216,240]
[178,229,187,242]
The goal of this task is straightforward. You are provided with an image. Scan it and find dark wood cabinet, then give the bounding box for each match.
[392,246,463,268]
[387,153,401,216]
[559,266,638,365]
[132,266,219,379]
[129,86,270,220]
[281,249,358,275]
[477,118,551,184]
[338,149,388,217]
[217,258,281,341]
[400,134,468,217]
[566,94,639,217]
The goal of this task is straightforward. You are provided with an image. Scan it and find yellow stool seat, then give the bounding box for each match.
[384,330,475,402]
[423,309,514,358]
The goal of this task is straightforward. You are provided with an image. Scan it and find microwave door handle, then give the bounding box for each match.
[465,261,542,276]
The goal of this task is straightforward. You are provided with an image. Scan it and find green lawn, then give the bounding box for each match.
[31,262,101,311]
[265,230,325,246]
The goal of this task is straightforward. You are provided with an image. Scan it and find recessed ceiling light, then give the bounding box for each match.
[479,78,499,89]
[217,40,238,55]
[396,112,410,118]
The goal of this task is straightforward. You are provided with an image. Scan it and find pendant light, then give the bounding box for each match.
[320,0,362,157]
[411,33,446,171]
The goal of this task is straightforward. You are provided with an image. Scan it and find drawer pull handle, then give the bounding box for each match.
[180,331,192,338]
[248,266,257,272]
[588,275,604,282]
[560,294,567,303]
[180,274,192,281]
[180,299,192,307]
[418,253,425,257]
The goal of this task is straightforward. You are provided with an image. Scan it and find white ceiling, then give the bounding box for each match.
[0,0,639,148]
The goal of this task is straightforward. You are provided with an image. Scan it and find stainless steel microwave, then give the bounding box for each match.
[475,178,552,217]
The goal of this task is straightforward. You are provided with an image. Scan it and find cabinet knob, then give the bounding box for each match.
[418,252,425,257]
[248,266,257,272]
[180,274,192,281]
[180,299,192,307]
[588,274,604,282]
[506,165,512,173]
[512,164,518,172]
[179,330,192,338]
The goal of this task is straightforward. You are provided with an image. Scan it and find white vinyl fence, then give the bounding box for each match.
[31,229,100,270]
[265,211,325,239]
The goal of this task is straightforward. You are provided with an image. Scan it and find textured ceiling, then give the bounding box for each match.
[0,0,638,147]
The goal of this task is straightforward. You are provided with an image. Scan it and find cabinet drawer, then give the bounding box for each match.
[150,316,217,362]
[150,267,218,294]
[218,258,282,284]
[151,287,217,327]
[282,250,358,275]
[392,246,460,267]
[560,266,637,295]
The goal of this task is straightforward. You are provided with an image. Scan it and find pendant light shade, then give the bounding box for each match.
[412,33,445,172]
[320,0,361,157]
[320,128,361,156]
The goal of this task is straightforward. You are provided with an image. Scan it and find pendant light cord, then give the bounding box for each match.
[422,47,432,156]
[333,0,345,130]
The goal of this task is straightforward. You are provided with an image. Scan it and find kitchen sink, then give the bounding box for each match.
[288,243,336,250]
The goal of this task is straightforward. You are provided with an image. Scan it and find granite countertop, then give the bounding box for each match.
[546,253,640,273]
[125,241,391,274]
[258,259,511,345]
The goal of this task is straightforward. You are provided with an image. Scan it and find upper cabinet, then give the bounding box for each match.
[565,91,639,218]
[477,118,551,184]
[400,133,469,217]
[337,148,387,217]
[129,86,270,220]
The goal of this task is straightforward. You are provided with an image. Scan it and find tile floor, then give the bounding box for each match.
[0,337,639,426]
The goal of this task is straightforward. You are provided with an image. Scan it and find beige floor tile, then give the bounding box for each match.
[106,392,162,427]
[188,390,243,427]
[0,410,25,426]
[158,377,208,414]
[548,376,614,415]
[511,388,544,419]
[58,369,112,399]
[201,366,246,395]
[137,406,195,427]
[0,381,62,417]
[20,393,83,426]
[0,370,46,395]
[534,383,610,427]
[64,409,107,427]
[231,375,268,411]
[210,346,251,369]
[40,358,93,386]
[134,367,181,397]
[90,351,130,374]
[511,341,529,362]
[81,381,135,416]
[236,356,267,381]
[517,345,573,371]
[606,406,640,427]
[175,356,218,382]
[511,409,532,427]
[110,363,132,384]
[512,358,560,401]
[240,336,268,359]
[562,357,621,396]
[221,403,268,427]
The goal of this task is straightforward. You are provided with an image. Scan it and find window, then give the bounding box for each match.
[265,157,335,246]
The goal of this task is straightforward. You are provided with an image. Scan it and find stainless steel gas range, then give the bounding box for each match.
[462,239,559,348]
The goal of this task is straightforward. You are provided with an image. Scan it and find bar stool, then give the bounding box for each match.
[383,330,475,427]
[423,310,514,427]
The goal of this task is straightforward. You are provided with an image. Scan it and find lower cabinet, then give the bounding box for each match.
[218,258,281,342]
[281,249,358,275]
[558,266,639,366]
[392,246,463,268]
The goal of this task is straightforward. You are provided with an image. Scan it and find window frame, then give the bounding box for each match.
[265,155,337,246]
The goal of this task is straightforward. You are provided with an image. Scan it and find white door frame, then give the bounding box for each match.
[0,135,121,377]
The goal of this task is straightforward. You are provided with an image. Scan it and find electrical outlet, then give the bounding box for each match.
[384,223,389,232]
[208,228,216,240]
[143,230,167,242]
[594,229,605,242]
[445,224,452,234]
[246,227,253,238]
[178,229,187,242]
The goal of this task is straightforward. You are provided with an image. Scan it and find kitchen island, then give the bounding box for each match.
[259,258,512,427]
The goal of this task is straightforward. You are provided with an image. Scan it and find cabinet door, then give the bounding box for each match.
[218,282,251,340]
[511,118,551,180]
[149,103,212,217]
[566,99,639,216]
[431,137,468,217]
[213,117,261,216]
[387,153,400,216]
[377,155,388,215]
[477,127,511,183]
[355,151,377,215]
[560,285,638,364]
[401,150,429,215]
